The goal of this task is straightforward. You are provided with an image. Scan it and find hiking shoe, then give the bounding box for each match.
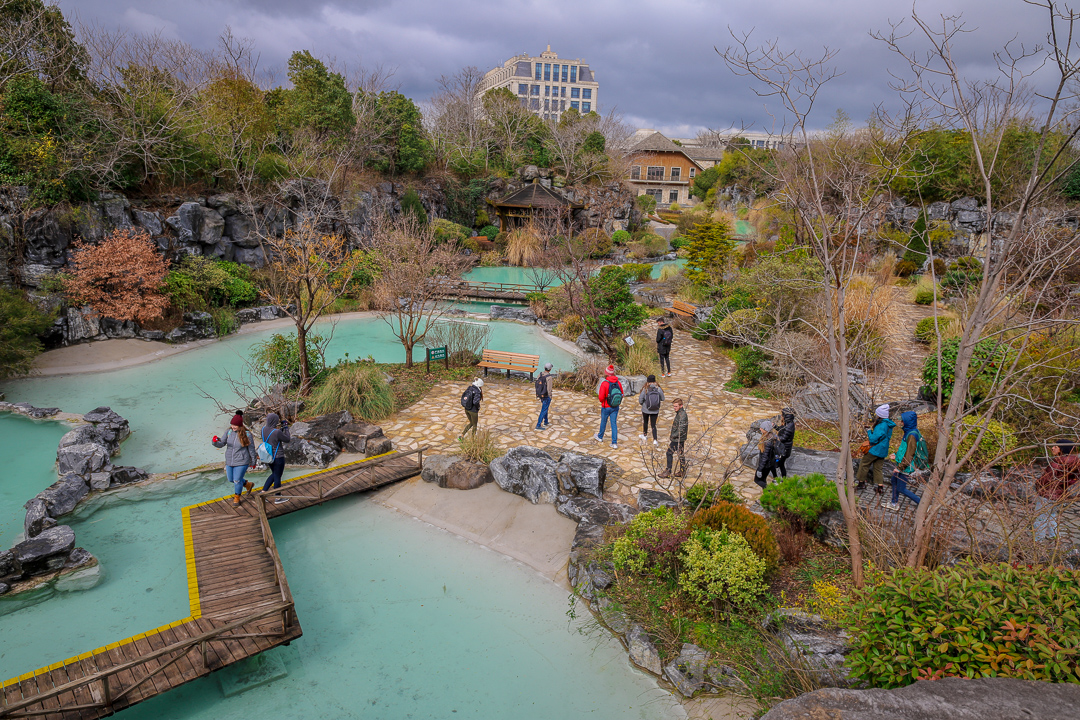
[594,435,603,443]
[244,481,254,495]
[658,470,671,478]
[855,482,867,491]
[653,439,658,446]
[639,434,647,443]
[232,496,241,506]
[874,485,885,494]
[883,501,900,510]
[274,497,288,505]
[611,443,618,449]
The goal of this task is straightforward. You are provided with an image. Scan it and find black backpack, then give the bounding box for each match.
[535,374,548,399]
[460,388,472,410]
[643,387,662,413]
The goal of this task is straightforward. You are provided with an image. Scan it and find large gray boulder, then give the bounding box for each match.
[57,443,110,476]
[24,498,50,538]
[421,454,459,484]
[235,305,284,323]
[791,381,873,422]
[664,643,710,698]
[556,452,606,498]
[12,525,76,575]
[290,411,353,447]
[280,437,338,467]
[593,374,647,397]
[625,624,662,675]
[489,305,537,323]
[36,475,90,516]
[110,466,149,486]
[760,677,1080,720]
[765,609,851,684]
[556,496,638,525]
[365,436,393,457]
[490,446,560,504]
[83,407,131,443]
[443,460,493,490]
[637,489,680,512]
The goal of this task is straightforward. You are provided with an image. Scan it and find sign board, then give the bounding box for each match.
[426,345,449,371]
[623,336,635,347]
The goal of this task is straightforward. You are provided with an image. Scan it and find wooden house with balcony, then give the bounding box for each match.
[626,131,705,208]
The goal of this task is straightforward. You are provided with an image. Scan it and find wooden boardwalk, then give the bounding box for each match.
[437,280,541,302]
[0,448,426,719]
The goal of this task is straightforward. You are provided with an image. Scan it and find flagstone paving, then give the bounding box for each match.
[383,329,781,505]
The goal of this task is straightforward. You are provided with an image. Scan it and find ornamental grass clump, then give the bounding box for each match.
[307,362,394,422]
[846,562,1080,688]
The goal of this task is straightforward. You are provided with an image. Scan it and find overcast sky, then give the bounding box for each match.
[55,0,1061,138]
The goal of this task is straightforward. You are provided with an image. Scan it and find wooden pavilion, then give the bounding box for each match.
[489,180,584,230]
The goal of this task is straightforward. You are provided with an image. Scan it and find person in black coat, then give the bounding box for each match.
[754,420,783,489]
[775,408,796,478]
[655,318,674,377]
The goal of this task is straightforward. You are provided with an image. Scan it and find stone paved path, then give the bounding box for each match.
[383,329,780,506]
[864,288,938,403]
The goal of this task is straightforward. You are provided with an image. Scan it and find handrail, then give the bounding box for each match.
[262,446,430,498]
[257,498,294,609]
[0,603,293,716]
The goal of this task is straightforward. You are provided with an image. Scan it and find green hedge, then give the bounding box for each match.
[759,473,839,530]
[847,562,1080,687]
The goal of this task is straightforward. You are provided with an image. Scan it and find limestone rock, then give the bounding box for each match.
[62,307,101,344]
[637,489,679,512]
[0,550,21,580]
[13,525,76,575]
[235,305,284,323]
[280,437,338,467]
[110,466,149,485]
[791,381,873,422]
[575,332,603,354]
[24,498,49,538]
[593,374,647,397]
[421,454,459,484]
[596,595,631,635]
[556,496,637,525]
[365,436,393,457]
[443,460,493,490]
[89,472,112,490]
[664,643,710,698]
[555,452,606,498]
[625,624,662,675]
[489,305,537,322]
[818,510,848,549]
[760,677,1080,720]
[59,425,108,451]
[36,475,89,516]
[335,422,385,453]
[571,521,604,550]
[765,609,851,684]
[490,446,560,504]
[83,406,130,438]
[291,411,353,447]
[57,443,110,477]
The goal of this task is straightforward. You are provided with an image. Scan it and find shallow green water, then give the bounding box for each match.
[0,316,576,473]
[0,415,69,547]
[464,259,685,287]
[735,220,754,236]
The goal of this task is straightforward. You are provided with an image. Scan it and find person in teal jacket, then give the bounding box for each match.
[856,404,896,493]
[884,411,924,510]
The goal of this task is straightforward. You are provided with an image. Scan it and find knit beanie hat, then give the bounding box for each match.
[875,404,890,419]
[544,362,553,371]
[473,378,484,388]
[230,412,244,427]
[605,365,616,375]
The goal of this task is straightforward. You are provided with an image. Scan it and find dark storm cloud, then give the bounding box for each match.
[55,0,1057,135]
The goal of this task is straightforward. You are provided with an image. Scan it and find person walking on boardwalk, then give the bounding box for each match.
[753,420,783,489]
[856,404,896,494]
[595,364,624,449]
[656,318,674,377]
[459,378,484,439]
[213,412,257,506]
[259,412,291,504]
[776,408,796,478]
[535,363,554,430]
[884,411,927,510]
[1034,440,1080,540]
[638,374,665,445]
[658,398,688,478]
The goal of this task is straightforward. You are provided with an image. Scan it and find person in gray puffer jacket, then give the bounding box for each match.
[212,412,258,505]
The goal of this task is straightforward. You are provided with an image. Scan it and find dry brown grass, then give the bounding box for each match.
[506,228,543,266]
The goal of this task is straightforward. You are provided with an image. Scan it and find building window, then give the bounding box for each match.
[535,63,542,80]
[519,98,528,107]
[560,87,566,97]
[645,189,663,201]
[668,190,679,204]
[518,84,528,95]
[560,100,565,111]
[670,167,681,181]
[570,65,577,83]
[689,167,696,178]
[582,88,592,99]
[646,166,664,181]
[544,85,549,96]
[570,87,580,98]
[544,63,551,81]
[570,100,579,110]
[544,99,550,110]
[531,85,539,95]
[631,166,641,180]
[530,98,540,110]
[582,102,590,113]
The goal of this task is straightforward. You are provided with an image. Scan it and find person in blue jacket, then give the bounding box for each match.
[884,411,924,510]
[855,404,896,494]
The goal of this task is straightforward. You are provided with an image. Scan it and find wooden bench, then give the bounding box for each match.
[670,299,699,321]
[477,349,540,379]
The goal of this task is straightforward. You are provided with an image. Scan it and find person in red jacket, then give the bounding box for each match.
[1034,440,1080,540]
[594,365,624,449]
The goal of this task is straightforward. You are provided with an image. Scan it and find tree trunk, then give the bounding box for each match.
[404,338,414,368]
[297,323,311,396]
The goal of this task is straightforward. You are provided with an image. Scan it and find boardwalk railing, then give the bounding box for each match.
[260,447,428,509]
[0,603,295,718]
[431,279,541,300]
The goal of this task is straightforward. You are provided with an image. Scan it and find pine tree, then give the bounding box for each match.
[684,217,735,287]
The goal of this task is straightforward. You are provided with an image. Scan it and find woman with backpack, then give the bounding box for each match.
[638,375,665,445]
[212,412,257,506]
[259,412,291,504]
[754,420,783,490]
[459,379,484,439]
[595,365,623,449]
[884,411,925,510]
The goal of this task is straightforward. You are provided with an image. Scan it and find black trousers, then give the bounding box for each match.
[658,351,671,373]
[666,440,684,471]
[641,413,658,439]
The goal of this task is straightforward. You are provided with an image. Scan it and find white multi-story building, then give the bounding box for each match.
[478,45,599,122]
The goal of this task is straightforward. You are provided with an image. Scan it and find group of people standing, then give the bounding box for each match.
[211,411,291,506]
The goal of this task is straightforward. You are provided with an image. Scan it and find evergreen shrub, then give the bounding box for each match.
[690,501,779,574]
[759,474,840,531]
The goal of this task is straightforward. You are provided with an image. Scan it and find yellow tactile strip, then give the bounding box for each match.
[1,450,400,690]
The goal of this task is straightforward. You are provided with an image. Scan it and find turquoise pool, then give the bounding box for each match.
[464,259,684,287]
[0,415,69,547]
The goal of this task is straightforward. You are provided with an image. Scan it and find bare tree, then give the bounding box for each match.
[427,66,491,172]
[371,215,473,367]
[546,108,634,185]
[875,3,1080,566]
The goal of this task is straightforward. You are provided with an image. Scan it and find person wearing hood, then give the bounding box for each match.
[459,379,484,439]
[259,412,292,503]
[776,408,796,478]
[885,411,925,510]
[212,412,257,506]
[1034,440,1080,540]
[856,404,896,493]
[656,317,674,377]
[753,420,783,489]
[595,365,624,449]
